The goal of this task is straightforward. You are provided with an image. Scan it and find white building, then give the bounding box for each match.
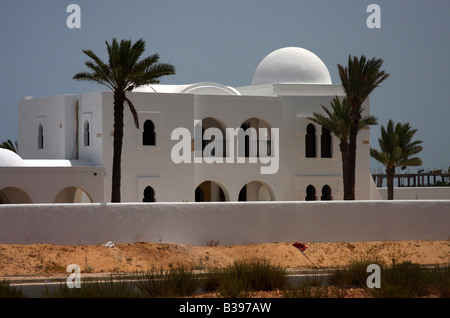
[0,47,379,204]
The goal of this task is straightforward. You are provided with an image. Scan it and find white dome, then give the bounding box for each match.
[0,148,25,166]
[251,47,332,85]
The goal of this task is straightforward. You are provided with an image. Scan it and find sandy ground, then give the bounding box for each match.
[0,240,448,277]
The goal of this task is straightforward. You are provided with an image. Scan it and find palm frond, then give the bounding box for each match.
[371,119,423,170]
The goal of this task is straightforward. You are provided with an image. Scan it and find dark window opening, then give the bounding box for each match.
[305,124,316,158]
[38,124,44,149]
[321,185,332,201]
[84,120,90,147]
[321,127,332,158]
[143,186,155,202]
[143,120,156,146]
[305,185,316,201]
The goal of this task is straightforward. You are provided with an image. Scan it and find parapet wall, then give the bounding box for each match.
[378,187,450,200]
[0,200,449,246]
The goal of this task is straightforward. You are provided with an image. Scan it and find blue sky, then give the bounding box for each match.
[1,0,449,173]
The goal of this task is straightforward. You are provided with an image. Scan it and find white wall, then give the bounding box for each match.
[101,91,196,203]
[18,95,79,160]
[378,187,450,200]
[0,166,104,203]
[0,201,448,245]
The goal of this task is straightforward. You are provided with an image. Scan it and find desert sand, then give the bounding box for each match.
[0,240,448,277]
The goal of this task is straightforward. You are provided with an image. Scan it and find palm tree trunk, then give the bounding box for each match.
[111,93,125,202]
[345,109,361,200]
[339,140,349,198]
[386,166,395,200]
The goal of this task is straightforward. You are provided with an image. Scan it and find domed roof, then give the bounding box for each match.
[0,148,25,166]
[251,47,332,85]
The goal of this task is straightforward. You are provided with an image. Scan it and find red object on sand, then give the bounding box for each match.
[293,242,308,252]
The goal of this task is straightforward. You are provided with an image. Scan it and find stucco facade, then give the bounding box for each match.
[1,47,376,203]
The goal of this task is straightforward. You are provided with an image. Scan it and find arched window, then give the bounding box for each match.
[239,122,251,158]
[321,127,332,158]
[321,185,332,201]
[143,120,156,146]
[305,124,316,158]
[84,120,90,147]
[143,186,155,202]
[38,124,44,149]
[305,185,316,201]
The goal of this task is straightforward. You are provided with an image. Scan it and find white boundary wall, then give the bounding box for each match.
[378,187,450,200]
[0,200,449,246]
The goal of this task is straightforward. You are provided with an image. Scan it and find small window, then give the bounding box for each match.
[143,120,156,146]
[38,124,44,149]
[305,124,316,158]
[321,185,332,201]
[321,127,332,158]
[84,120,90,147]
[143,186,155,202]
[305,185,316,201]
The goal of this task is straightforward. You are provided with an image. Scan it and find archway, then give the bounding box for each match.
[238,180,274,201]
[238,117,272,158]
[53,187,93,203]
[195,117,227,158]
[195,180,228,202]
[0,187,33,204]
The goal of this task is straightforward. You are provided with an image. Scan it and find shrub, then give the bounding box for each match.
[134,265,201,298]
[328,257,384,288]
[40,276,141,298]
[283,275,328,298]
[0,279,26,298]
[202,260,288,298]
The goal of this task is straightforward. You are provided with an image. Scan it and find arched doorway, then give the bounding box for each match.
[0,187,33,204]
[53,187,93,203]
[195,181,228,202]
[238,180,274,201]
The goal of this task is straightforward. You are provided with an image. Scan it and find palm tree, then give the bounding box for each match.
[370,120,423,200]
[309,96,378,195]
[0,139,18,153]
[338,55,389,200]
[73,38,175,202]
